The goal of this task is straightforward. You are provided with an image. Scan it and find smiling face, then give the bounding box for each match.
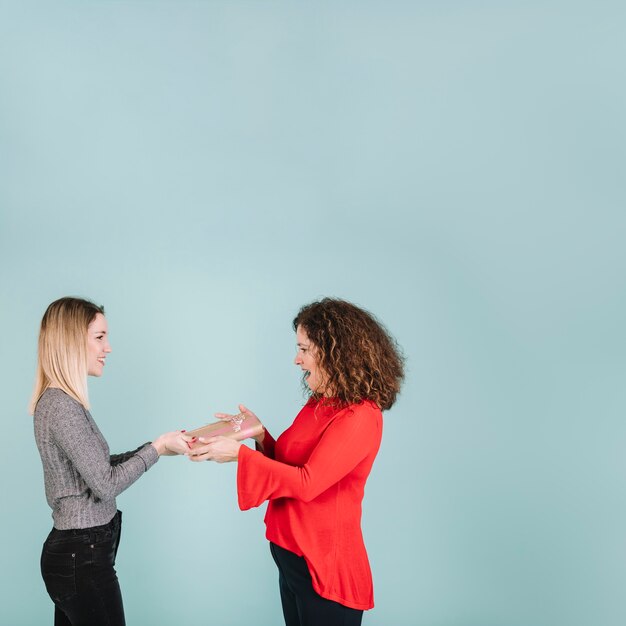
[86,313,111,376]
[294,325,328,395]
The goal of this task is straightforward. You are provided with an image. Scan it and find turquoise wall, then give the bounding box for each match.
[1,2,624,624]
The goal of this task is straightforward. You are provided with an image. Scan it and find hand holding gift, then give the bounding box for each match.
[187,404,265,463]
[152,430,195,456]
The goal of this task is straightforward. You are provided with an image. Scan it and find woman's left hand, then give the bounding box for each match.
[188,436,241,463]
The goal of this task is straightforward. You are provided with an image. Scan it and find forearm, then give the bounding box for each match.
[47,396,159,502]
[237,445,360,509]
[59,426,158,500]
[255,429,276,458]
[237,408,380,509]
[87,445,159,500]
[110,442,152,466]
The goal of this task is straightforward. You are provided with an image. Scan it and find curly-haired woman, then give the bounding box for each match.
[190,298,405,626]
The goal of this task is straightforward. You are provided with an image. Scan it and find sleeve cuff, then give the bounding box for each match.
[137,442,159,471]
[237,444,256,510]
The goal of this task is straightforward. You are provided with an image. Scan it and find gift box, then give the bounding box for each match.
[186,413,263,449]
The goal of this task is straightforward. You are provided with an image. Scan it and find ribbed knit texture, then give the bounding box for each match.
[34,388,158,530]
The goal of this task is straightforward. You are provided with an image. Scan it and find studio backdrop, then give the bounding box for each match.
[1,2,624,625]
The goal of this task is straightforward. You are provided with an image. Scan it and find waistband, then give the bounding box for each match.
[47,510,122,544]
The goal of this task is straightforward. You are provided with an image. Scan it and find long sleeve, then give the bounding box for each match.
[256,429,277,459]
[238,406,379,510]
[110,443,153,466]
[235,400,383,611]
[34,388,159,529]
[47,401,157,502]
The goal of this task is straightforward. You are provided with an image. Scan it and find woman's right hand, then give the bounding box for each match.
[152,431,194,456]
[215,404,265,446]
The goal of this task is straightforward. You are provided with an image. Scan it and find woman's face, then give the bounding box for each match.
[87,313,111,377]
[294,325,327,394]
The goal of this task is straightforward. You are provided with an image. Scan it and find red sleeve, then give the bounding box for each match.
[256,429,276,459]
[237,406,380,511]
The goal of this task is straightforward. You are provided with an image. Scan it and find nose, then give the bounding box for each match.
[104,341,112,353]
[294,353,302,366]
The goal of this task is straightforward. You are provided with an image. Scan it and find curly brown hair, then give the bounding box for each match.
[293,298,405,410]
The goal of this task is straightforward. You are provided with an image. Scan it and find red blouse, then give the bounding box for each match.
[237,398,383,610]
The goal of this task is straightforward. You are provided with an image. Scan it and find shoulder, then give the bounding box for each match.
[35,388,87,421]
[345,400,382,418]
[330,400,382,428]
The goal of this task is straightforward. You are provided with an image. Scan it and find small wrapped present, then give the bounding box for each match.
[186,413,263,449]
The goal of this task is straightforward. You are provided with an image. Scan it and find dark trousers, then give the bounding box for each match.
[40,510,125,626]
[270,542,364,626]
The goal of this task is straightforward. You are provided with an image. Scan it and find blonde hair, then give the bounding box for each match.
[29,297,105,414]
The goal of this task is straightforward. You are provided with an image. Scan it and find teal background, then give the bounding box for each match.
[1,1,625,625]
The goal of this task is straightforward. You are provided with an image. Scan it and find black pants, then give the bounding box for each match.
[270,542,364,626]
[40,510,125,626]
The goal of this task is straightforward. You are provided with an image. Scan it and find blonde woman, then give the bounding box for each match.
[30,297,190,626]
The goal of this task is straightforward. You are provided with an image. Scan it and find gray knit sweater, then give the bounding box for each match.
[34,388,159,530]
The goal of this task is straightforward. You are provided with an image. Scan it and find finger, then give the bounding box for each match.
[190,442,212,455]
[189,448,214,461]
[214,412,234,420]
[198,436,220,444]
[181,435,197,450]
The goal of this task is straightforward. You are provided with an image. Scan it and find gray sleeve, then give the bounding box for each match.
[49,398,159,502]
[110,443,153,466]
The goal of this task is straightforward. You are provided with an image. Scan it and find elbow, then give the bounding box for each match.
[88,484,114,502]
[88,473,117,502]
[298,473,322,503]
[300,490,318,503]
